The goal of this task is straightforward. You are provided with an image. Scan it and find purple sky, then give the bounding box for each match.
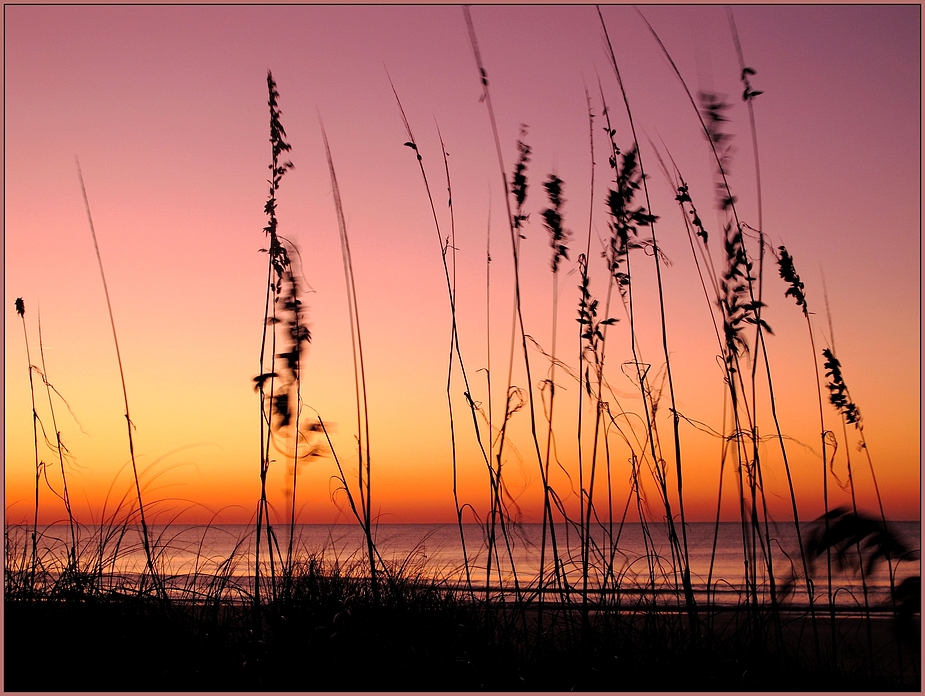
[5,5,920,524]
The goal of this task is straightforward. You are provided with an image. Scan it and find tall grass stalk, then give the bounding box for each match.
[389,80,486,593]
[633,12,799,645]
[435,125,477,594]
[538,172,569,604]
[254,71,295,606]
[653,16,803,642]
[654,13,816,649]
[464,5,539,603]
[320,121,377,597]
[578,108,616,618]
[723,17,805,644]
[580,88,614,585]
[569,88,606,600]
[723,12,779,625]
[598,7,697,630]
[483,129,529,602]
[651,144,732,619]
[14,298,42,593]
[76,159,164,600]
[773,244,832,651]
[569,85,669,618]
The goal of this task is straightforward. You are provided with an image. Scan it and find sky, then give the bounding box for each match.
[4,5,921,529]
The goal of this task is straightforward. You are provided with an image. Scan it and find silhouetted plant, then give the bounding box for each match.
[822,348,860,426]
[538,172,570,603]
[777,245,807,316]
[699,92,738,212]
[255,70,299,606]
[36,308,79,567]
[541,174,570,273]
[14,297,42,594]
[808,507,913,576]
[599,9,697,634]
[511,127,531,235]
[602,143,654,293]
[390,79,490,594]
[275,266,314,576]
[468,6,555,604]
[675,178,709,244]
[819,330,904,669]
[76,160,164,600]
[320,120,378,598]
[4,13,919,692]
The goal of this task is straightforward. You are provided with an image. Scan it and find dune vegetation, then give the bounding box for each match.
[5,7,919,692]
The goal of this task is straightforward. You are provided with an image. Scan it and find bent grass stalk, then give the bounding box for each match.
[306,408,387,577]
[433,125,478,594]
[320,120,378,596]
[76,159,164,601]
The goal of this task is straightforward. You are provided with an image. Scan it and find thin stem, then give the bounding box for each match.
[16,302,41,594]
[37,308,78,564]
[321,121,377,598]
[76,159,163,601]
[599,5,697,627]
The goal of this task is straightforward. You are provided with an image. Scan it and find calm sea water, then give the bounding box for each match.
[11,520,920,608]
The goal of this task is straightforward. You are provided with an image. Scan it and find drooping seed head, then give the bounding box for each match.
[822,348,860,425]
[777,245,808,316]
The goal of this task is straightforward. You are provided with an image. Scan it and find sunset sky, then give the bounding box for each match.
[5,5,920,528]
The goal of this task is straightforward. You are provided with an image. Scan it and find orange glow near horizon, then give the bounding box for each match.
[4,6,921,534]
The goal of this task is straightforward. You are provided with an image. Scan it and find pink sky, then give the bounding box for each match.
[4,5,920,527]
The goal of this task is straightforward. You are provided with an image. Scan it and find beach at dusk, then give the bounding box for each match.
[5,4,920,691]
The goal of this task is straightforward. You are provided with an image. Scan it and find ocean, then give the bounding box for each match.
[10,520,920,609]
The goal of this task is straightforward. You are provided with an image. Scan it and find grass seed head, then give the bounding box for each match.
[541,174,571,273]
[511,125,531,232]
[777,245,808,315]
[822,348,860,425]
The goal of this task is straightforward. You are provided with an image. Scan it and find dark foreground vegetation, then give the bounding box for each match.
[5,560,920,692]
